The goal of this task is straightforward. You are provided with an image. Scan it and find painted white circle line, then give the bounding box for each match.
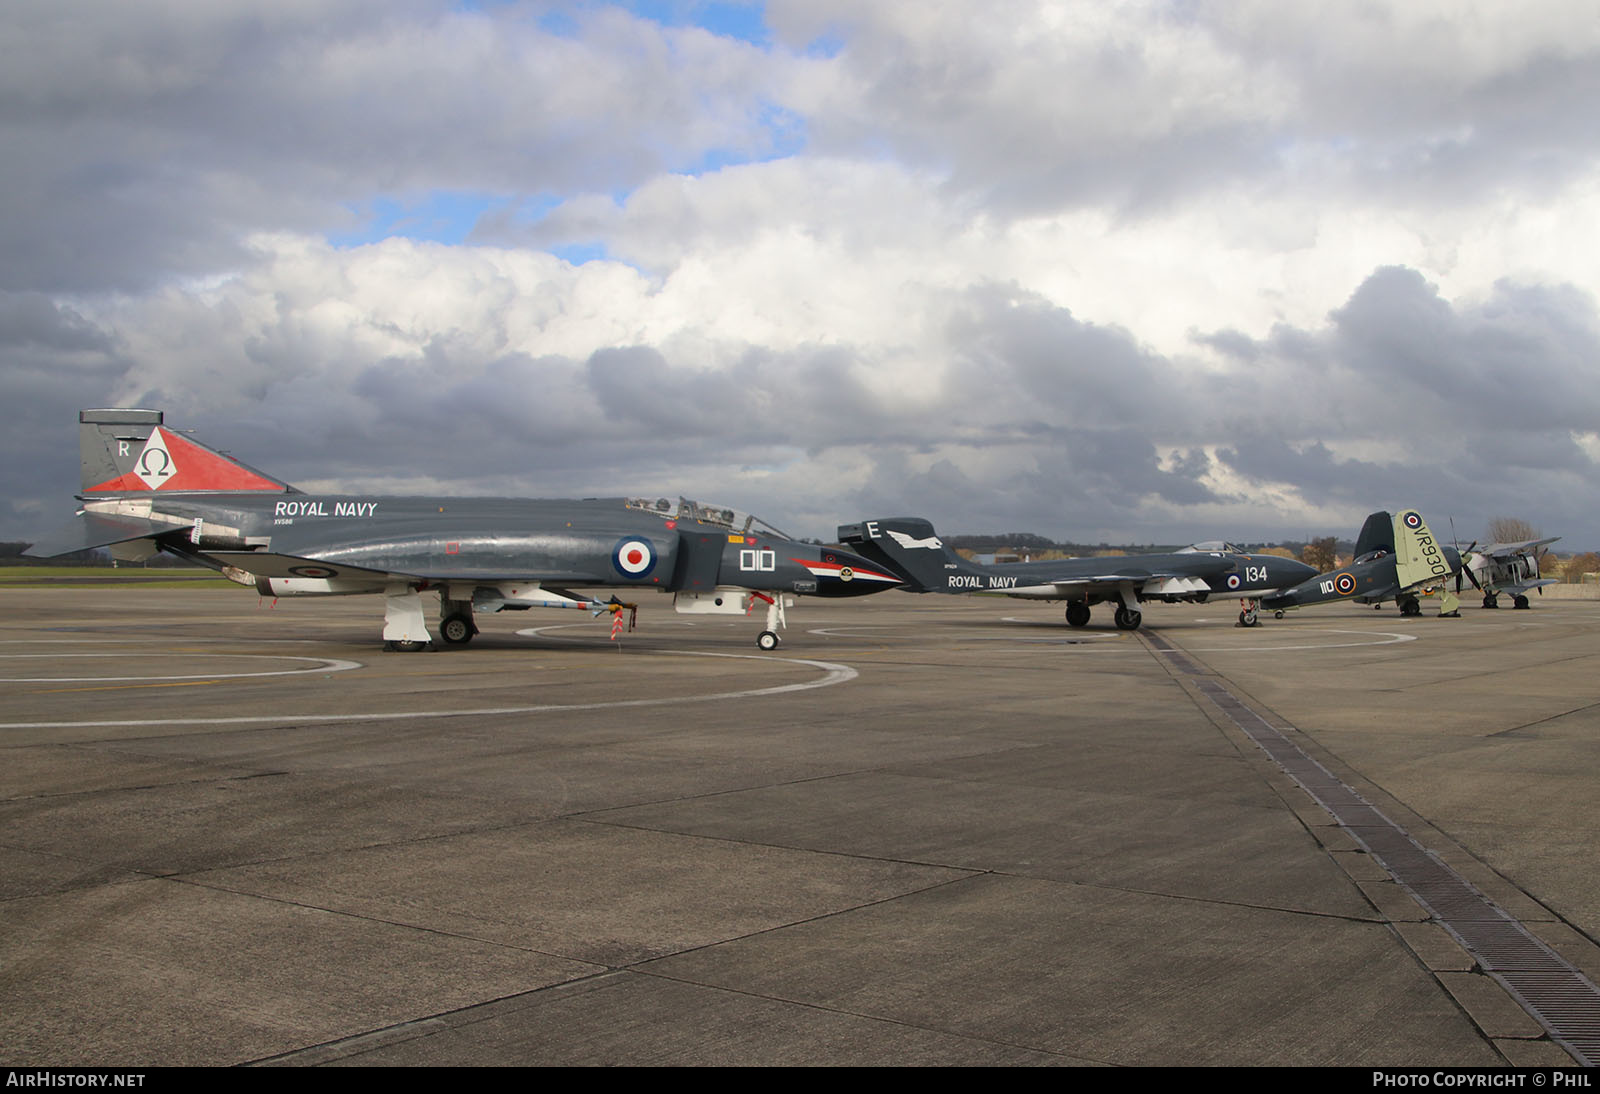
[0,651,855,730]
[815,621,1410,652]
[0,653,362,683]
[1154,629,1418,653]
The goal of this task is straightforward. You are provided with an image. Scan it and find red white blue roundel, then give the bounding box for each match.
[1403,512,1422,530]
[288,564,338,579]
[612,538,656,577]
[1226,573,1242,589]
[1335,572,1357,594]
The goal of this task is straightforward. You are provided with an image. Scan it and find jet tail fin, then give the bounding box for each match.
[1393,509,1454,589]
[79,409,292,495]
[837,517,982,592]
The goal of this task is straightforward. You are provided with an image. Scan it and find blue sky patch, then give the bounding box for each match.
[331,191,506,248]
[624,1,769,45]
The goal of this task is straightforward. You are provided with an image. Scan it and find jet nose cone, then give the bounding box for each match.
[1264,555,1316,584]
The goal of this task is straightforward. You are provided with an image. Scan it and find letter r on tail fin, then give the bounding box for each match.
[79,409,291,495]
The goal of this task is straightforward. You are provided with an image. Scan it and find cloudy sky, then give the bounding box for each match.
[5,0,1598,548]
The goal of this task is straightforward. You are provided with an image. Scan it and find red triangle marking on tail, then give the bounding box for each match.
[86,427,283,493]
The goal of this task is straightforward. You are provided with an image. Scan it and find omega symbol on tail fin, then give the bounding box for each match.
[136,429,177,490]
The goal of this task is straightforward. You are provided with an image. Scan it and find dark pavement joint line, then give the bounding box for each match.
[1140,627,1600,1066]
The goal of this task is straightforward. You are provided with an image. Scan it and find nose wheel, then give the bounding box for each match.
[751,592,788,650]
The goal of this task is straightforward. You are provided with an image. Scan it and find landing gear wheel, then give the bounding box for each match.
[1113,607,1142,631]
[384,640,430,652]
[757,630,780,651]
[1513,594,1530,610]
[1482,593,1499,609]
[1399,598,1422,617]
[439,614,475,645]
[1273,610,1285,620]
[1238,609,1259,627]
[1064,602,1091,628]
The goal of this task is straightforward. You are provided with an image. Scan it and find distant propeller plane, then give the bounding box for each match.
[1262,509,1465,618]
[25,409,901,650]
[1458,535,1561,609]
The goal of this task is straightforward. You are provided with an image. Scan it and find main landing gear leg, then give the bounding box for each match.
[383,585,433,652]
[1113,586,1143,631]
[438,594,473,646]
[754,592,787,651]
[1237,599,1260,627]
[1438,586,1461,617]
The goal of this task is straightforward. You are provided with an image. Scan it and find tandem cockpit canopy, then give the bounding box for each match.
[625,496,794,540]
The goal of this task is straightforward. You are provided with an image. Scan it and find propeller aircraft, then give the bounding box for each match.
[1262,509,1465,618]
[1458,535,1561,609]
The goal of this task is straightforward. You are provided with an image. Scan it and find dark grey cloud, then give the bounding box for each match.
[942,282,1196,434]
[0,1,789,292]
[774,4,1600,217]
[9,261,1600,549]
[7,4,1600,552]
[0,292,116,353]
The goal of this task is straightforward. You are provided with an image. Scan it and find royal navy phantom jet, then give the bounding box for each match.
[837,517,1317,629]
[1262,509,1464,618]
[26,409,901,650]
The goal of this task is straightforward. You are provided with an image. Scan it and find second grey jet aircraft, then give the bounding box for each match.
[838,517,1317,629]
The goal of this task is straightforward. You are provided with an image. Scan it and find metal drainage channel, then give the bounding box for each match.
[1143,629,1600,1066]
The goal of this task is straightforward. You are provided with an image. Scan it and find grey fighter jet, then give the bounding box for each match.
[1262,509,1464,618]
[837,517,1317,629]
[26,409,901,650]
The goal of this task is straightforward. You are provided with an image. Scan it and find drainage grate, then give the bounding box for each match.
[1150,636,1600,1066]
